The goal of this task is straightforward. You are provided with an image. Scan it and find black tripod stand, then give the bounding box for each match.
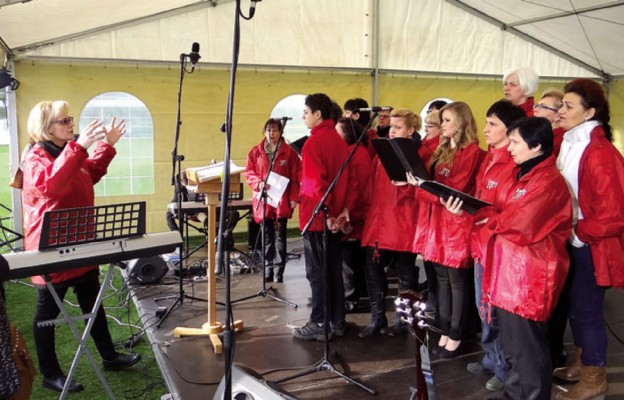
[157,43,204,328]
[231,121,296,309]
[275,115,378,396]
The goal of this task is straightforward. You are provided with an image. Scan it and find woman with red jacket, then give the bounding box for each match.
[22,101,140,393]
[359,108,429,338]
[503,67,539,117]
[554,78,624,400]
[533,88,565,156]
[409,101,485,358]
[245,118,301,283]
[474,117,572,400]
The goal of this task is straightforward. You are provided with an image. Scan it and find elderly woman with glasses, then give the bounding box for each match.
[533,88,565,156]
[21,100,140,393]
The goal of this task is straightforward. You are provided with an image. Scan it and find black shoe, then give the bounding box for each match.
[388,314,407,336]
[43,376,84,393]
[264,274,273,282]
[103,352,141,371]
[358,319,388,338]
[331,320,347,337]
[438,341,464,360]
[273,276,283,283]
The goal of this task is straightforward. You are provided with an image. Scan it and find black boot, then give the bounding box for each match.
[273,266,285,283]
[359,291,388,338]
[264,266,273,282]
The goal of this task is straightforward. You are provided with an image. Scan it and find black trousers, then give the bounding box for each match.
[498,307,552,400]
[33,271,117,379]
[363,247,418,321]
[432,262,471,340]
[262,217,287,269]
[341,240,367,303]
[303,231,345,325]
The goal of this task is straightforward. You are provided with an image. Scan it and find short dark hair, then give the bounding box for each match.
[564,78,612,142]
[305,93,334,121]
[507,117,553,157]
[344,98,371,127]
[486,99,526,128]
[428,100,448,112]
[336,117,367,147]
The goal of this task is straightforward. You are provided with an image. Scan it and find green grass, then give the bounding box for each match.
[4,267,166,400]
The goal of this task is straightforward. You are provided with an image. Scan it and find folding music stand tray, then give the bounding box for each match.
[37,202,146,400]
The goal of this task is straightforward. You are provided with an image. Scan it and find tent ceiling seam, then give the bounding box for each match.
[508,0,624,27]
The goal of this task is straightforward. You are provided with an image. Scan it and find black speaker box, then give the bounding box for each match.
[213,364,298,400]
[127,255,169,284]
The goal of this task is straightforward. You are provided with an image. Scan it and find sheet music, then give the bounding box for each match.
[266,171,289,208]
[186,161,245,183]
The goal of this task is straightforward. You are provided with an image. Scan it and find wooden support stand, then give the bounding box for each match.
[173,171,245,354]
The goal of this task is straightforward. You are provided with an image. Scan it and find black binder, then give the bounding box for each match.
[289,135,308,155]
[372,137,430,182]
[418,181,493,215]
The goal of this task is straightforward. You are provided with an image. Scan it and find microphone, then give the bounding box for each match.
[188,42,201,68]
[280,116,293,121]
[355,106,393,113]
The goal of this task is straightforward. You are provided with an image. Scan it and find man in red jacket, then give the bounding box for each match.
[292,93,352,341]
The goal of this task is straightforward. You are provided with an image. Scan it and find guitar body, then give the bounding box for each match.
[397,289,439,400]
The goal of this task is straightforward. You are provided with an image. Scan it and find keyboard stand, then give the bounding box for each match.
[40,265,117,400]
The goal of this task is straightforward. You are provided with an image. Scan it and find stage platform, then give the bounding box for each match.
[128,237,624,400]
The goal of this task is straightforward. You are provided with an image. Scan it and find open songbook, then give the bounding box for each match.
[372,137,492,214]
[185,161,246,183]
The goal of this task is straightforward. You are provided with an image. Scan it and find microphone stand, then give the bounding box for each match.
[274,114,378,396]
[157,50,205,328]
[231,121,297,308]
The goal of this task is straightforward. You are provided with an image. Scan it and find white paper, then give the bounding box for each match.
[186,161,245,183]
[265,171,289,208]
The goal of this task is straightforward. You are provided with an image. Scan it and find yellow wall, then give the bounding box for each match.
[12,61,624,232]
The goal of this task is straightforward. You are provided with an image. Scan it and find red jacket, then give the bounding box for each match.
[299,119,352,232]
[412,143,485,268]
[481,156,572,321]
[343,144,372,241]
[245,138,301,224]
[22,141,116,285]
[471,145,517,262]
[361,145,431,252]
[575,126,624,288]
[421,135,440,156]
[519,97,535,117]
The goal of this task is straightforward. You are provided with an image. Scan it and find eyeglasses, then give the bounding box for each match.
[425,124,439,129]
[53,116,74,126]
[533,104,559,113]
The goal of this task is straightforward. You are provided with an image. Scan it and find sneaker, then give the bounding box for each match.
[485,376,504,391]
[331,321,347,337]
[467,361,494,375]
[292,322,331,342]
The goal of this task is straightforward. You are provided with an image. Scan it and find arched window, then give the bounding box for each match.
[80,92,154,196]
[270,94,307,144]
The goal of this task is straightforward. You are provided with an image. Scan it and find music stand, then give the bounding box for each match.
[274,116,378,396]
[231,122,296,309]
[37,202,146,400]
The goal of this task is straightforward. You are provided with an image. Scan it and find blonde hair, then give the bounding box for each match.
[425,110,440,126]
[540,87,564,110]
[390,108,422,132]
[27,100,70,142]
[430,102,478,167]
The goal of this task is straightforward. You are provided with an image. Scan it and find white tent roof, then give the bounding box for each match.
[1,0,622,79]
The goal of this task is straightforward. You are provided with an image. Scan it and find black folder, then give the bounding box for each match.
[289,135,308,155]
[372,137,430,182]
[418,181,493,215]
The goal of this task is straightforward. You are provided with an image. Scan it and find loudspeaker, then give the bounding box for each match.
[127,255,169,284]
[213,364,298,400]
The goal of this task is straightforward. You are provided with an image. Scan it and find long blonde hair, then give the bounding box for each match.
[430,101,478,167]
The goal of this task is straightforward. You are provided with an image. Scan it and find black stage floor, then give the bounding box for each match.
[128,238,624,400]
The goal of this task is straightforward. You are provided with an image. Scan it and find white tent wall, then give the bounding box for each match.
[8,0,597,78]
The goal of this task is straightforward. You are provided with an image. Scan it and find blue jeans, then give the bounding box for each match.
[475,262,508,381]
[568,244,607,366]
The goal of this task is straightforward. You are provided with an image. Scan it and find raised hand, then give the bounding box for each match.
[76,120,106,150]
[104,117,126,146]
